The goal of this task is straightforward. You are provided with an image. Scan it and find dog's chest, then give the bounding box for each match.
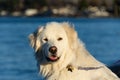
[44,68,101,80]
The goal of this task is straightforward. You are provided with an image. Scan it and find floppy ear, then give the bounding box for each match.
[62,22,79,50]
[28,27,43,52]
[29,33,35,48]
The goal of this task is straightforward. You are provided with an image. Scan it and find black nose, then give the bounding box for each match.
[49,46,57,54]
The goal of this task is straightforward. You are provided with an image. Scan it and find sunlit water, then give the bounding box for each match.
[0,17,120,80]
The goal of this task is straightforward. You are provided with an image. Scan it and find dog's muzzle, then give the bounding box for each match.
[46,46,60,62]
[49,46,57,55]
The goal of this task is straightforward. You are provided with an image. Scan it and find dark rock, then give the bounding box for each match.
[109,60,120,78]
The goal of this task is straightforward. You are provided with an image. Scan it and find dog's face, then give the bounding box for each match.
[38,23,69,62]
[29,22,78,64]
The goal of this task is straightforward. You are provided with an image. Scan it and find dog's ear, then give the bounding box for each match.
[29,33,35,48]
[29,27,43,52]
[62,22,78,50]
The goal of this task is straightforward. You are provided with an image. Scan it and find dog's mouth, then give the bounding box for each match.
[46,55,60,62]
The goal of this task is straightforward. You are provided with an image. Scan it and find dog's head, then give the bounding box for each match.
[29,22,78,64]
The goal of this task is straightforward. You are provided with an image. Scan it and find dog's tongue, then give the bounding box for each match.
[49,56,58,61]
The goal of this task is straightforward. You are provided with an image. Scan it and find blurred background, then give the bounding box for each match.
[0,0,120,80]
[0,0,120,17]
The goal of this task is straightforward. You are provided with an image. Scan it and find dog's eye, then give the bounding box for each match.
[57,37,63,41]
[44,38,48,42]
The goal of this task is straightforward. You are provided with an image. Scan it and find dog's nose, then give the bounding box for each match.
[49,46,57,54]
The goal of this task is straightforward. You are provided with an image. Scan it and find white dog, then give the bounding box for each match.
[29,22,120,80]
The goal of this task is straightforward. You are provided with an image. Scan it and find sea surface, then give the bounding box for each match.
[0,17,120,80]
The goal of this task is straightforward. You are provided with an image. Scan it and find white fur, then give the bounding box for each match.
[29,22,120,80]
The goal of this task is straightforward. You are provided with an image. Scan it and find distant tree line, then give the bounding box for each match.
[0,0,109,11]
[0,0,120,17]
[0,0,47,12]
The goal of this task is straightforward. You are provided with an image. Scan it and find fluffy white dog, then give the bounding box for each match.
[29,22,120,80]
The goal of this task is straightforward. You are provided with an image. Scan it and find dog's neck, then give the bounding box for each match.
[39,62,69,79]
[39,51,75,79]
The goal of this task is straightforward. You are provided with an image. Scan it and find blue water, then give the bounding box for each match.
[0,17,120,80]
